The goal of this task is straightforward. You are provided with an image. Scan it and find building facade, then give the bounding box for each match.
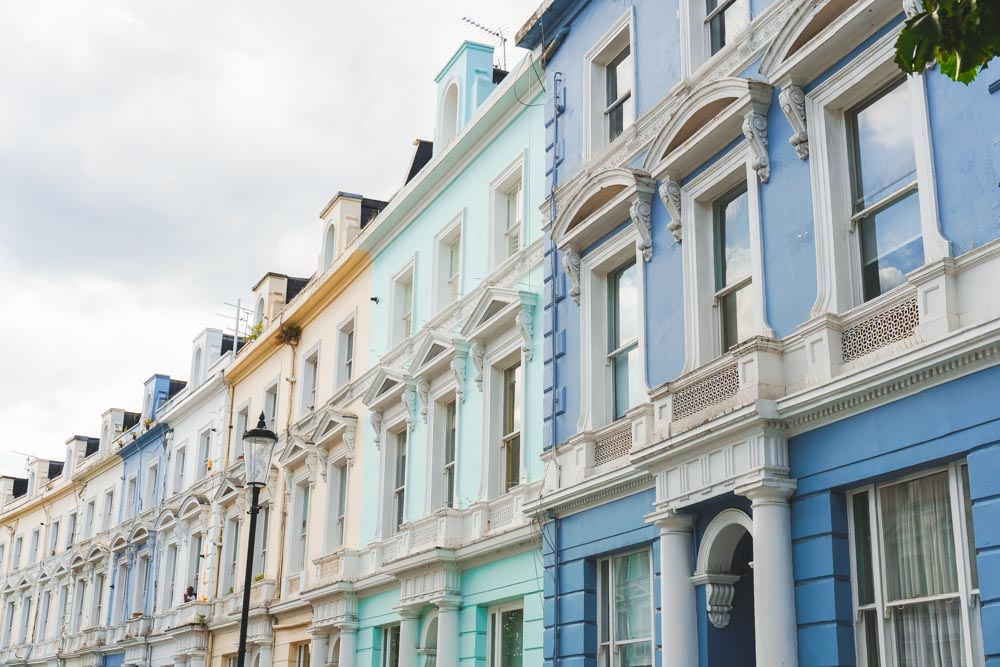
[517,0,1000,666]
[3,4,1000,667]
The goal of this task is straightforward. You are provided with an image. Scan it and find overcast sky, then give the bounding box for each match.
[0,0,541,477]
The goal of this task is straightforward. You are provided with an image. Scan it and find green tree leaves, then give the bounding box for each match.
[894,0,1000,83]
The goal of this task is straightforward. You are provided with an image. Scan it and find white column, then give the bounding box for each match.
[256,643,273,667]
[744,481,798,667]
[338,622,358,667]
[310,630,329,667]
[397,607,421,667]
[435,598,461,667]
[653,511,698,667]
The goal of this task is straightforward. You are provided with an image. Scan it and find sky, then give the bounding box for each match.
[0,0,542,477]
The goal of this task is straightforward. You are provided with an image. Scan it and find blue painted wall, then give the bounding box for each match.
[543,489,660,667]
[789,364,1000,666]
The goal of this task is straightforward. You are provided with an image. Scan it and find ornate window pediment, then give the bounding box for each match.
[213,479,241,504]
[759,0,901,84]
[409,331,454,376]
[362,366,407,411]
[109,535,128,554]
[645,78,773,183]
[552,168,656,259]
[278,436,310,469]
[177,494,209,523]
[154,510,176,532]
[461,287,538,358]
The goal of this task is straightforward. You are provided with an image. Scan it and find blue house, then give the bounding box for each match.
[518,0,1000,665]
[106,373,184,664]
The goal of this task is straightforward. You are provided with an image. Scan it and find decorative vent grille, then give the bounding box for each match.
[673,365,740,420]
[319,555,341,583]
[594,424,633,466]
[413,520,438,547]
[489,497,515,530]
[841,298,919,363]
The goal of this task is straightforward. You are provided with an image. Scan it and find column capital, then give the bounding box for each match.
[434,595,462,611]
[396,604,423,620]
[336,619,359,634]
[645,508,694,534]
[736,477,796,505]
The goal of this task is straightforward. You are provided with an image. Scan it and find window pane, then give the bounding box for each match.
[621,642,653,667]
[612,344,641,420]
[893,598,966,666]
[606,46,630,107]
[714,184,751,290]
[500,608,524,667]
[861,608,881,667]
[859,189,923,301]
[503,365,522,436]
[849,82,917,212]
[852,491,876,606]
[720,283,753,351]
[960,466,978,589]
[611,262,639,348]
[505,434,521,492]
[613,551,651,642]
[600,559,610,642]
[880,471,958,601]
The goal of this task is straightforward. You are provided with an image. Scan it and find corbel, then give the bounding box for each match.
[561,248,582,305]
[470,342,485,391]
[778,84,808,160]
[742,110,771,183]
[370,411,384,450]
[402,378,417,432]
[658,177,682,242]
[629,198,654,262]
[416,377,431,423]
[451,342,469,402]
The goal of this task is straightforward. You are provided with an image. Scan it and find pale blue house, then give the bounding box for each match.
[518,0,1000,665]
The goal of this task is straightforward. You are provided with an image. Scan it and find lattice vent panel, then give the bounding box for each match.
[672,365,740,420]
[594,424,633,466]
[841,298,919,363]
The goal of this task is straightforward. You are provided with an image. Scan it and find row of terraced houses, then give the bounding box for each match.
[2,0,1000,666]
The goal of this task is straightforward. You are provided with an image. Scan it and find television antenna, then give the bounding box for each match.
[462,16,507,70]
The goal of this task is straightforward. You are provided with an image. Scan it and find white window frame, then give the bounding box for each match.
[38,588,51,640]
[145,461,159,509]
[335,313,357,390]
[680,143,771,370]
[805,31,948,316]
[289,475,311,574]
[487,600,525,667]
[433,211,464,312]
[48,519,60,556]
[18,592,31,644]
[132,552,150,615]
[483,337,526,498]
[196,427,212,481]
[680,0,750,78]
[578,226,648,431]
[597,548,656,667]
[322,221,337,270]
[263,381,279,432]
[381,624,401,667]
[252,503,269,577]
[425,379,462,513]
[162,542,178,609]
[65,512,76,549]
[847,462,983,667]
[295,642,311,667]
[84,500,95,539]
[389,258,417,348]
[174,445,187,494]
[233,403,250,463]
[91,572,105,628]
[380,419,410,537]
[71,578,87,632]
[300,343,321,414]
[125,477,136,521]
[584,9,637,160]
[489,154,527,270]
[222,514,240,593]
[28,528,39,564]
[327,459,349,551]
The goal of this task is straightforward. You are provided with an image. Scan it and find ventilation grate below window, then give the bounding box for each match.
[841,298,919,363]
[594,424,633,466]
[673,365,740,421]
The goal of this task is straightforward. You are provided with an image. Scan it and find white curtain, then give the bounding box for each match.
[881,472,964,666]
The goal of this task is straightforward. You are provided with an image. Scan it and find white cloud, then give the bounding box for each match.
[0,0,541,475]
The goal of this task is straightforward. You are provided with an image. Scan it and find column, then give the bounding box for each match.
[744,481,798,667]
[310,629,329,667]
[338,622,358,667]
[256,643,273,667]
[435,597,461,667]
[652,511,698,667]
[397,606,421,667]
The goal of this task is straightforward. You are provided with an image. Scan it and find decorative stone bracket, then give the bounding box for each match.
[450,343,469,402]
[562,249,582,305]
[370,411,383,450]
[402,378,417,432]
[691,572,741,629]
[416,377,430,423]
[658,178,682,243]
[516,307,534,362]
[470,342,485,391]
[742,111,770,183]
[629,198,654,262]
[778,84,808,160]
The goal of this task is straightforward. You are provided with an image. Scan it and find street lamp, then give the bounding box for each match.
[237,412,277,667]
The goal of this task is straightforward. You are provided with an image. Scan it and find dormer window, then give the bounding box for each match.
[191,347,203,387]
[322,223,337,270]
[440,82,460,147]
[254,297,265,327]
[142,392,153,420]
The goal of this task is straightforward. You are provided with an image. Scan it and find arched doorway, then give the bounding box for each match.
[695,509,756,667]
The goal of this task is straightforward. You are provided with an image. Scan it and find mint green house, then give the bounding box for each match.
[347,42,546,667]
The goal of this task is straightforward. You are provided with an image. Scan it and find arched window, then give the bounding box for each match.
[254,297,265,327]
[143,393,153,420]
[191,347,203,386]
[440,82,460,146]
[322,223,337,270]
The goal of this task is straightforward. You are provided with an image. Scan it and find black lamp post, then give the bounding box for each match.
[237,412,277,667]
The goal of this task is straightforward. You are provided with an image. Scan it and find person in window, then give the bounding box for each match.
[183,585,196,603]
